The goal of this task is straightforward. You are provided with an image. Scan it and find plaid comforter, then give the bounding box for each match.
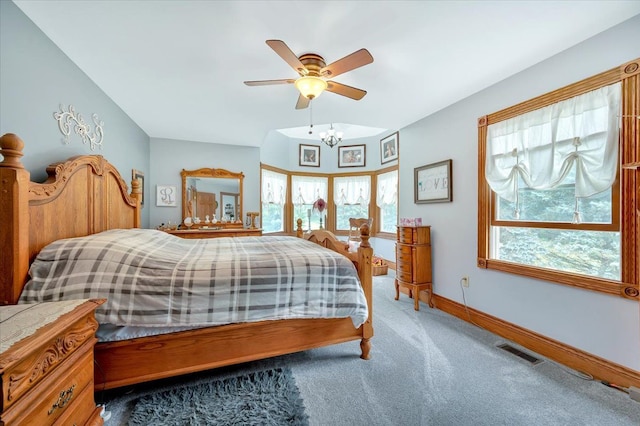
[20,229,368,328]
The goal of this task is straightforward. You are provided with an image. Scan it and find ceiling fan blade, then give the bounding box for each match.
[320,48,373,78]
[244,79,295,86]
[266,40,308,76]
[295,94,310,110]
[326,81,367,100]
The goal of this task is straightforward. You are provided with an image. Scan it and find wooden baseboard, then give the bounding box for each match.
[400,287,640,388]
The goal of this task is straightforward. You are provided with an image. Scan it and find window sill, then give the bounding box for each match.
[375,232,396,240]
[478,258,638,300]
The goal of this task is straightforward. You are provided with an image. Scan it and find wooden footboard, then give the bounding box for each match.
[1,133,374,391]
[94,226,374,390]
[95,317,366,390]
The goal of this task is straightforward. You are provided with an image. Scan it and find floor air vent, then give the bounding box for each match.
[497,343,543,365]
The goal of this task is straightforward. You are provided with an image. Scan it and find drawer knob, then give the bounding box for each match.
[48,384,76,415]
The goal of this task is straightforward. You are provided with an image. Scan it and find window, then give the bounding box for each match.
[478,59,639,299]
[260,164,398,240]
[376,170,398,234]
[334,175,371,230]
[261,169,287,233]
[291,175,328,231]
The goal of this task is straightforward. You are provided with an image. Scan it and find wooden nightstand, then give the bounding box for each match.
[0,299,105,426]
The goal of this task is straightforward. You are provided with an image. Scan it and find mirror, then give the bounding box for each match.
[181,167,244,227]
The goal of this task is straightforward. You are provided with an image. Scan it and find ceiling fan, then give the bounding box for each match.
[244,40,374,109]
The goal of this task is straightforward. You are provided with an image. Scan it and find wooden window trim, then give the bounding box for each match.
[477,58,640,300]
[260,164,399,237]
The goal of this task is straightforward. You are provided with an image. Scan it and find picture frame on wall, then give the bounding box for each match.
[156,185,177,207]
[132,169,144,207]
[380,132,399,164]
[414,159,453,203]
[299,144,320,167]
[338,144,366,168]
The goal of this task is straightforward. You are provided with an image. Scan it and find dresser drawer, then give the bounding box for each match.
[396,244,414,282]
[3,345,95,426]
[396,244,413,262]
[397,227,414,244]
[397,226,431,244]
[396,267,413,283]
[53,379,102,426]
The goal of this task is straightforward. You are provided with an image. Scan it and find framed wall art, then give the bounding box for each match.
[414,159,453,203]
[380,132,399,164]
[338,144,366,168]
[299,144,320,167]
[132,169,145,207]
[156,185,177,207]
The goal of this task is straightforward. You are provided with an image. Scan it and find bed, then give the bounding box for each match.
[0,133,374,390]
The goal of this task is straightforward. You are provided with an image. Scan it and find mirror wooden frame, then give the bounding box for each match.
[181,167,244,228]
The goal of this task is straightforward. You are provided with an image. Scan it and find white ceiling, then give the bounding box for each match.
[13,1,640,147]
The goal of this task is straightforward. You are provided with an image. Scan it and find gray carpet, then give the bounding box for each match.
[103,272,640,425]
[126,367,307,426]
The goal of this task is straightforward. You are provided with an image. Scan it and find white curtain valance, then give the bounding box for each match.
[291,175,328,205]
[334,176,371,206]
[485,82,621,203]
[261,170,287,206]
[376,170,398,207]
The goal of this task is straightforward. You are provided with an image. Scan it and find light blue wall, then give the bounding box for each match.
[398,15,640,370]
[149,138,260,229]
[286,135,392,174]
[261,130,397,173]
[0,1,151,227]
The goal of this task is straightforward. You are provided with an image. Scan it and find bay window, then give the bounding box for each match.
[334,175,371,230]
[261,169,287,233]
[291,175,328,231]
[376,170,398,234]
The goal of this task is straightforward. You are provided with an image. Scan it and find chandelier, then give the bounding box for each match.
[319,124,343,148]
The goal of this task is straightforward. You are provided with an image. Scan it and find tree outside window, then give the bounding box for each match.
[334,176,371,230]
[261,169,287,233]
[377,170,398,233]
[291,175,328,231]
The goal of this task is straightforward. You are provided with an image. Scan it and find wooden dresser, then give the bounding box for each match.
[395,226,433,310]
[166,228,262,239]
[0,299,104,426]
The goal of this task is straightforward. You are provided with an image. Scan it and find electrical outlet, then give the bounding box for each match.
[461,276,469,287]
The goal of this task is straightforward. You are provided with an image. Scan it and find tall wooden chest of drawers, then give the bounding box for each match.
[395,226,433,310]
[0,299,104,426]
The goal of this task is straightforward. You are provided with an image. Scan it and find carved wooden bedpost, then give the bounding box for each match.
[0,134,30,304]
[130,177,142,228]
[298,222,374,360]
[296,218,303,238]
[357,223,374,359]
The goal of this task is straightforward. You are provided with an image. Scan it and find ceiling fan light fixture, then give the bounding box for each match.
[295,76,327,100]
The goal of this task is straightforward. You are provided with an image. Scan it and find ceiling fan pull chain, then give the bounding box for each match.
[308,101,314,135]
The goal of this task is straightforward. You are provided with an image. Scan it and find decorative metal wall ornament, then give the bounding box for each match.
[54,104,104,150]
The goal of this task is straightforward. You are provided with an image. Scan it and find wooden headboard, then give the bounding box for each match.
[0,133,142,305]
